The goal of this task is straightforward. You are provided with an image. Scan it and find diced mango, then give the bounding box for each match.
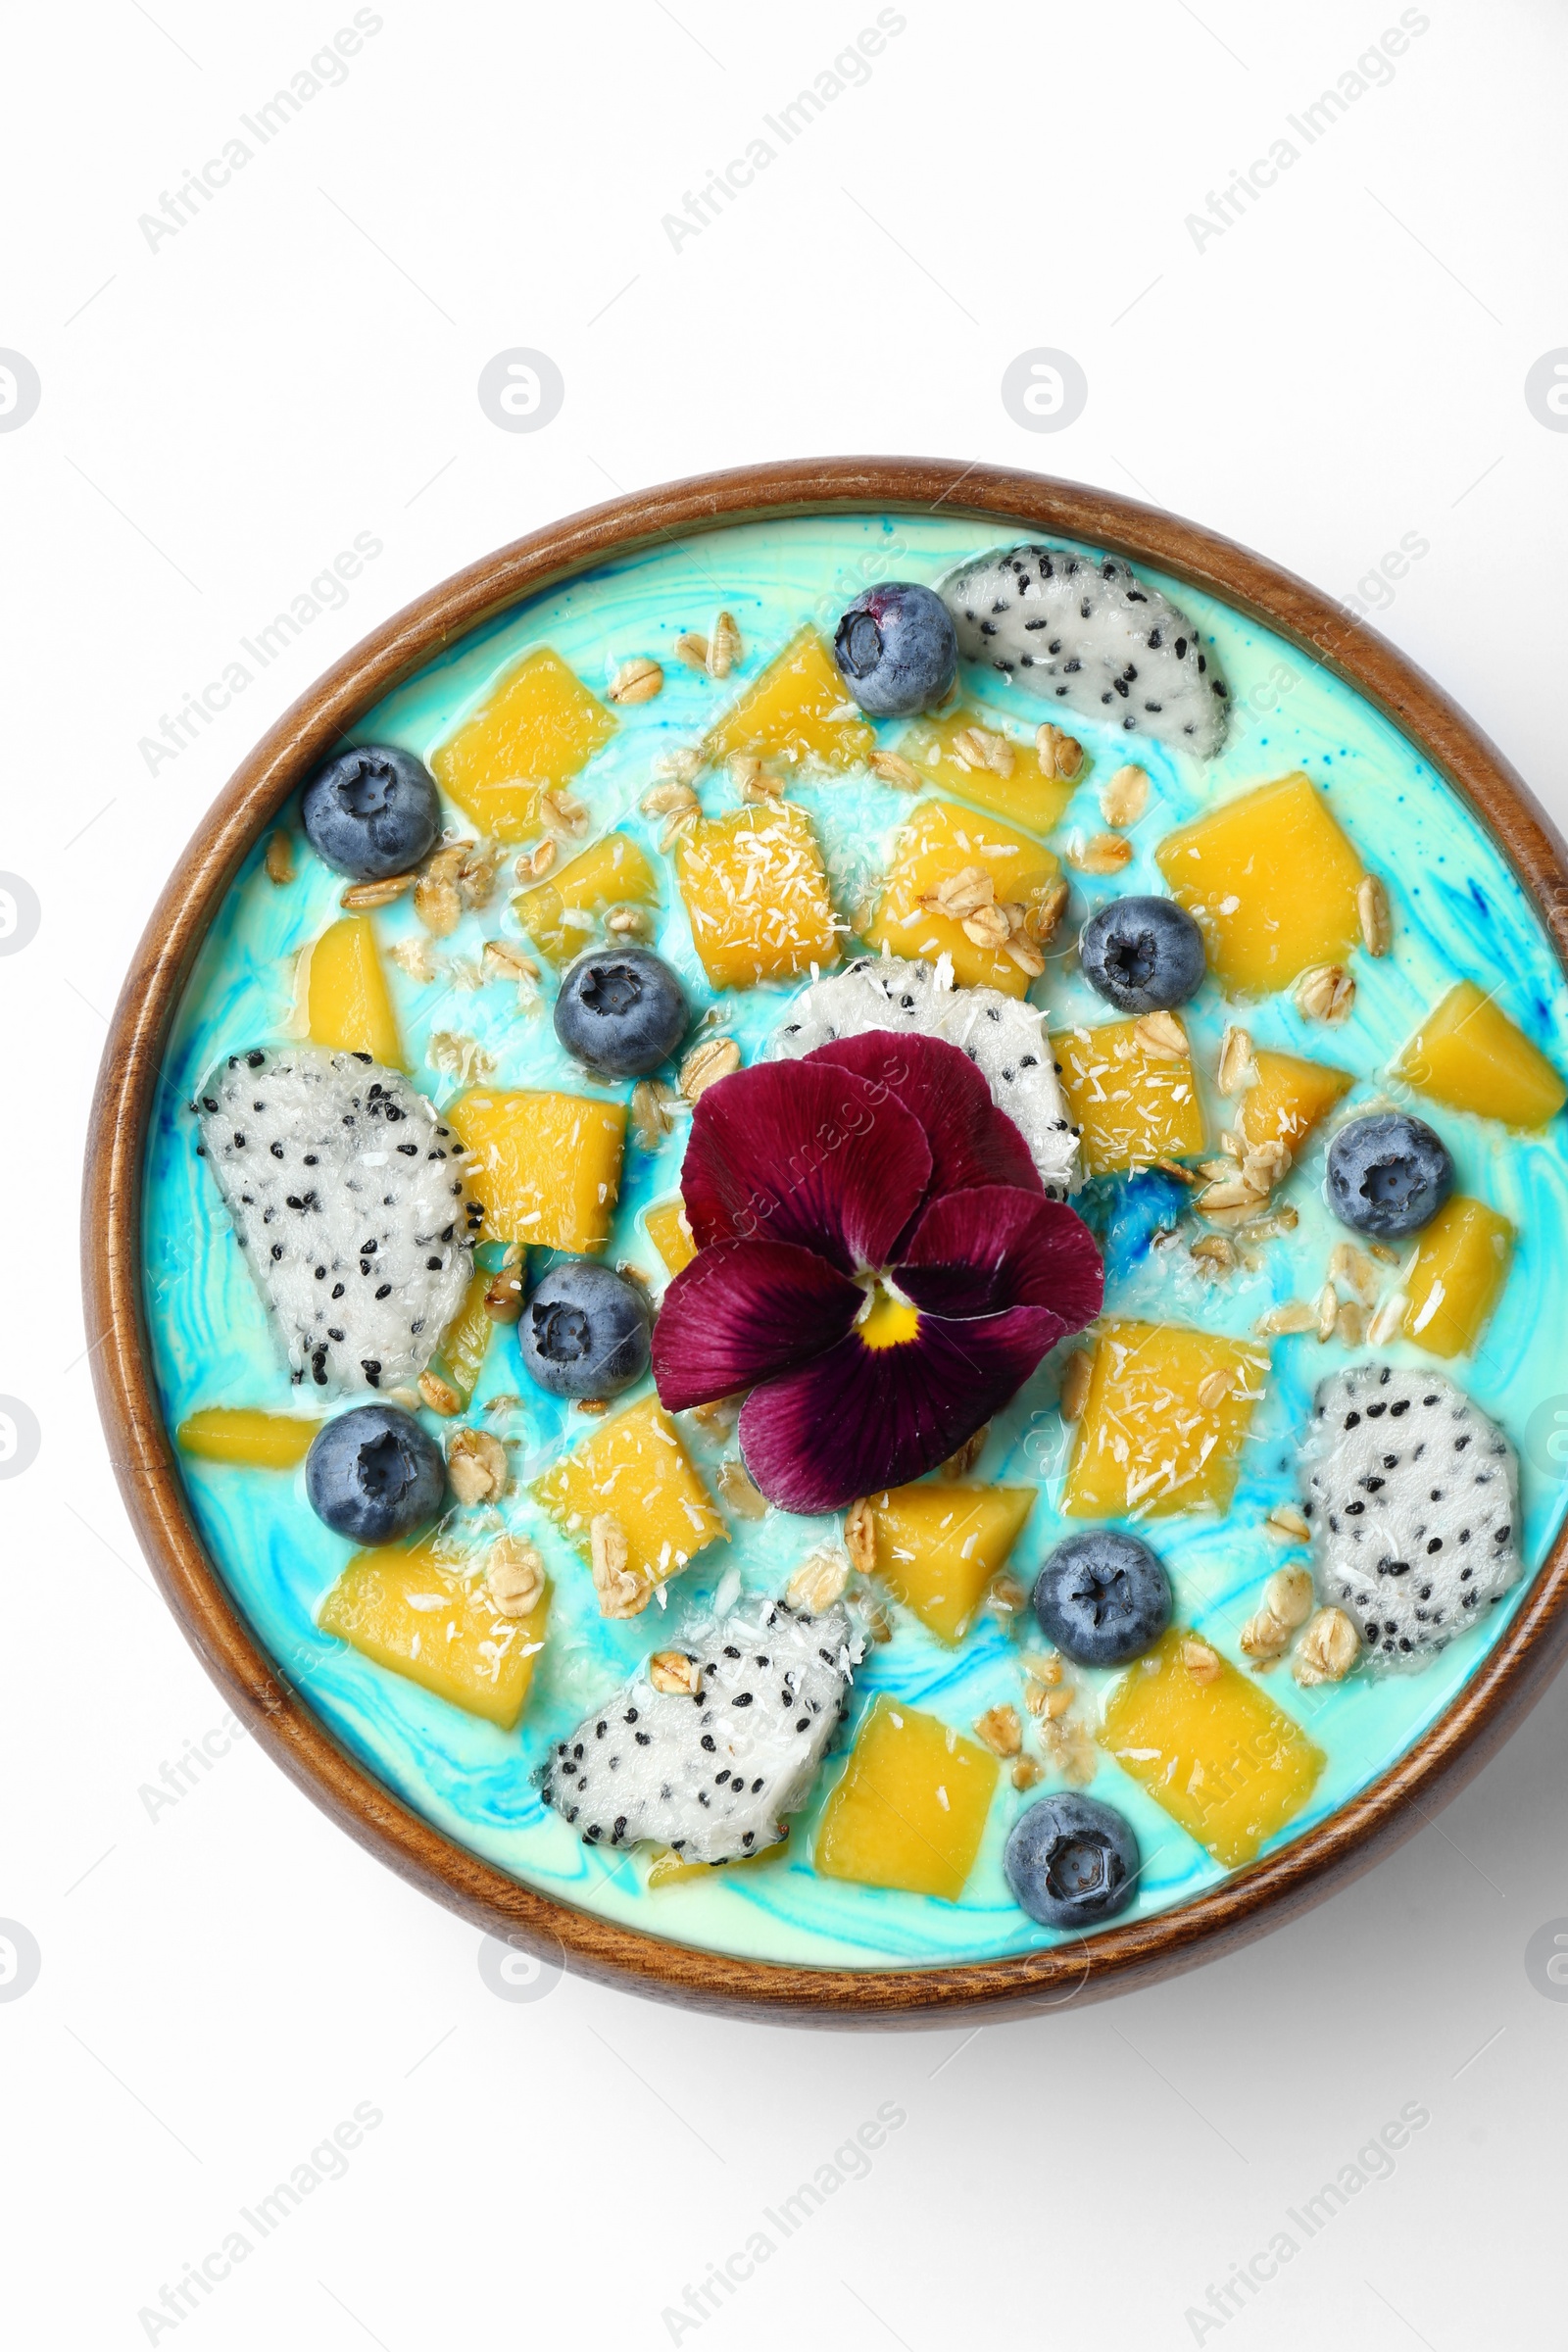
[534,1394,725,1591]
[814,1695,999,1901]
[176,1407,322,1468]
[1063,1318,1269,1519]
[318,1541,549,1731]
[1395,980,1566,1131]
[446,1089,626,1252]
[647,1838,789,1888]
[1236,1048,1352,1155]
[1100,1626,1325,1868]
[1052,1017,1205,1175]
[644,1198,696,1277]
[675,803,839,989]
[431,647,615,841]
[865,1481,1035,1643]
[306,914,403,1067]
[705,626,873,771]
[424,1267,493,1406]
[864,799,1063,996]
[1154,773,1365,995]
[513,831,658,965]
[898,708,1076,837]
[1403,1196,1515,1358]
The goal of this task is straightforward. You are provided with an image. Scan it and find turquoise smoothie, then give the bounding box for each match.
[141,513,1568,1969]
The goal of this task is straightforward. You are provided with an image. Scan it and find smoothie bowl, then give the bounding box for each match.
[86,460,1568,2022]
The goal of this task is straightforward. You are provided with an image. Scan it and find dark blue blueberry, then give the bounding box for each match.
[301,745,441,881]
[832,581,956,717]
[305,1402,445,1543]
[519,1259,651,1399]
[1326,1112,1453,1239]
[1079,895,1205,1014]
[1033,1528,1172,1666]
[554,947,688,1077]
[1004,1792,1141,1930]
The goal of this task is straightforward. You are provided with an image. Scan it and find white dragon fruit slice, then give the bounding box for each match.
[196,1043,482,1397]
[1300,1363,1523,1670]
[541,1593,858,1864]
[939,543,1230,759]
[769,954,1080,1198]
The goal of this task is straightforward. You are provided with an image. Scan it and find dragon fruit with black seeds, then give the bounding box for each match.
[541,1593,858,1864]
[768,954,1080,1197]
[939,542,1230,759]
[195,1044,482,1396]
[1300,1364,1523,1669]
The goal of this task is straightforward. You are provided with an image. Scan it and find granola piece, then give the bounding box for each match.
[609,657,664,705]
[1293,1606,1359,1687]
[447,1425,509,1506]
[1100,763,1149,827]
[973,1704,1022,1758]
[1295,962,1355,1023]
[679,1037,742,1102]
[488,1536,545,1618]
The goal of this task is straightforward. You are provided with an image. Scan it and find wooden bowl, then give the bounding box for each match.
[84,458,1568,2025]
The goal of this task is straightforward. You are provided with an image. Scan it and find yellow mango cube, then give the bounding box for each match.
[307,914,403,1067]
[446,1089,626,1252]
[1154,772,1365,995]
[705,626,873,771]
[1236,1048,1352,1155]
[318,1541,549,1731]
[176,1407,322,1468]
[1052,1018,1205,1175]
[647,1838,788,1888]
[533,1394,725,1590]
[898,708,1076,837]
[513,831,658,965]
[865,1481,1036,1642]
[864,799,1063,996]
[1395,980,1566,1131]
[423,1267,493,1406]
[644,1198,696,1277]
[814,1695,999,1901]
[1403,1196,1515,1358]
[675,804,839,989]
[431,647,615,841]
[1063,1318,1269,1519]
[1100,1627,1325,1868]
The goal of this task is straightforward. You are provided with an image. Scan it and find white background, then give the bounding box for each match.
[4,2,1568,2345]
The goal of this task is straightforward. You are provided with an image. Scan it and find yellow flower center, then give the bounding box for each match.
[857,1279,921,1351]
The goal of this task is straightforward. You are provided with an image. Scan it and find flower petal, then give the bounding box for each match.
[804,1028,1041,1208]
[897,1185,1104,1327]
[737,1302,1065,1514]
[680,1058,932,1276]
[652,1239,863,1411]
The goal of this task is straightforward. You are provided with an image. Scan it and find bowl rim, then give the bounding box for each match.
[84,455,1568,2026]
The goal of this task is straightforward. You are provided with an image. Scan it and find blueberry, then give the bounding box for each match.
[1033,1529,1172,1666]
[554,948,688,1077]
[301,745,441,881]
[832,581,956,717]
[1326,1112,1454,1239]
[1004,1792,1141,1930]
[519,1259,651,1399]
[1079,895,1205,1014]
[305,1403,445,1543]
